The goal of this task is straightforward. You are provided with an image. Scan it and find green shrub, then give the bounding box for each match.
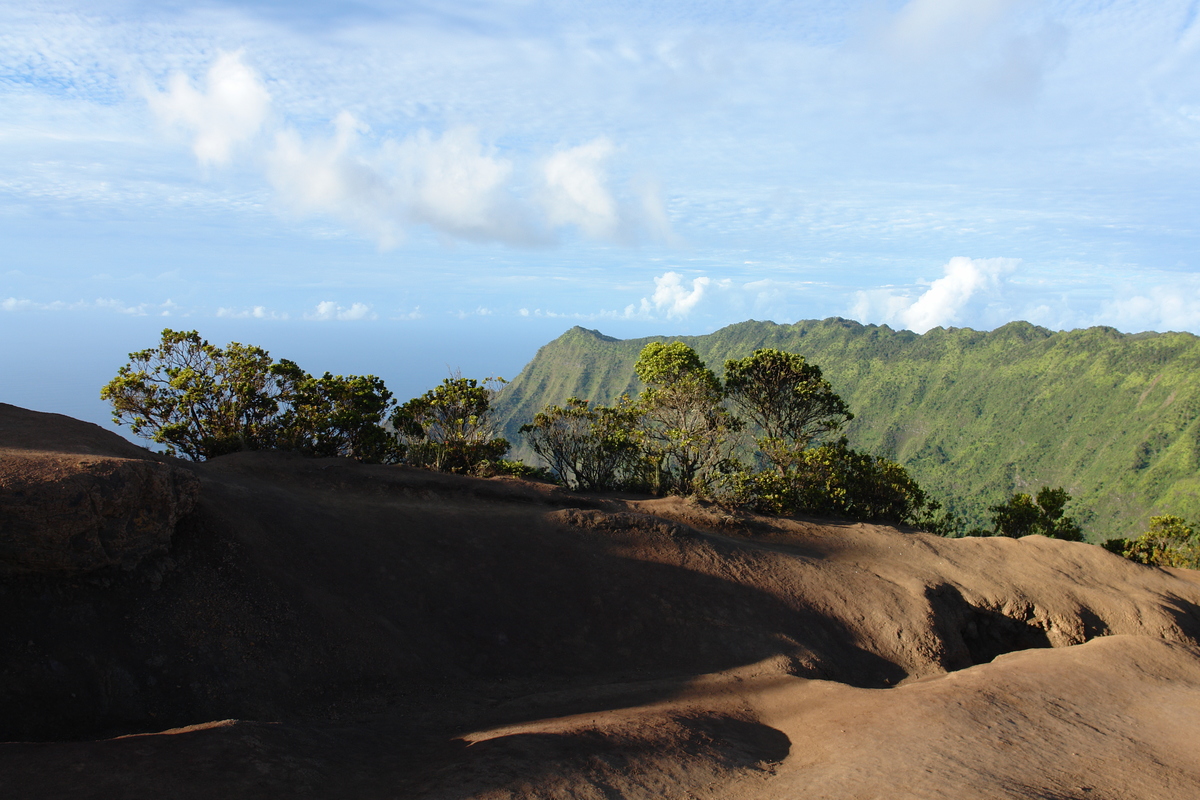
[1105,515,1200,568]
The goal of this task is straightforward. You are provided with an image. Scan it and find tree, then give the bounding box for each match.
[724,348,853,473]
[274,365,398,462]
[102,330,289,460]
[634,342,740,495]
[391,375,510,474]
[101,329,397,462]
[1104,515,1200,568]
[986,486,1083,541]
[520,396,642,490]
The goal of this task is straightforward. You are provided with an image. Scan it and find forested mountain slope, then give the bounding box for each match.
[493,318,1200,539]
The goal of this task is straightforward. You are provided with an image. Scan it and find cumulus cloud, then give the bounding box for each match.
[384,127,528,244]
[146,51,270,167]
[626,271,712,319]
[305,301,376,321]
[154,54,670,249]
[852,257,1019,333]
[266,112,404,247]
[541,138,619,239]
[267,123,651,248]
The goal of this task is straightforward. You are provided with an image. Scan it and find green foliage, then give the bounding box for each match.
[391,375,510,474]
[634,342,741,495]
[983,487,1084,540]
[519,396,642,490]
[729,438,931,525]
[485,459,557,481]
[493,319,1200,538]
[520,342,940,527]
[101,329,396,462]
[273,367,399,462]
[1104,515,1200,568]
[724,348,853,472]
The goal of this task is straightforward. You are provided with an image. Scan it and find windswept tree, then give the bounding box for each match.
[102,329,397,462]
[634,341,740,494]
[724,348,852,473]
[273,365,398,462]
[102,330,290,460]
[391,375,509,474]
[732,437,932,525]
[520,396,642,491]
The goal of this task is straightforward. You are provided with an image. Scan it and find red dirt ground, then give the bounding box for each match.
[3,402,1200,798]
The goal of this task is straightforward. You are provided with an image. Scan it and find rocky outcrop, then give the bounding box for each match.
[0,404,199,575]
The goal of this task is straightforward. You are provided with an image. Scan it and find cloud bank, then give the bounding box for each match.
[305,301,376,321]
[149,53,671,249]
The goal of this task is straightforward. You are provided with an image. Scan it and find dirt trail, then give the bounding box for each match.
[3,402,1200,798]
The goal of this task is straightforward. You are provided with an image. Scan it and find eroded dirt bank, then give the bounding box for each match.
[3,402,1200,798]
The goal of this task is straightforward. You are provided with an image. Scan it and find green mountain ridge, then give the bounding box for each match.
[492,318,1200,539]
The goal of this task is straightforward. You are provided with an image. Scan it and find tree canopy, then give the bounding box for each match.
[984,487,1084,541]
[102,329,396,462]
[391,375,510,474]
[724,348,852,472]
[634,342,740,494]
[1104,515,1200,568]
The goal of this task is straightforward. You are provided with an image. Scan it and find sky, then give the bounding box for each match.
[5,0,1200,432]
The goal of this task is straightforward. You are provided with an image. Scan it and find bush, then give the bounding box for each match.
[520,396,643,491]
[984,487,1083,541]
[392,375,510,474]
[1104,515,1200,568]
[102,329,396,462]
[727,438,932,526]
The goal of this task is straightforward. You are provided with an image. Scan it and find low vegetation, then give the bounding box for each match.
[1103,515,1200,568]
[522,343,945,527]
[100,328,1197,568]
[101,329,516,476]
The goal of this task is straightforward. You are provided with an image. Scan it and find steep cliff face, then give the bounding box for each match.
[492,319,1200,537]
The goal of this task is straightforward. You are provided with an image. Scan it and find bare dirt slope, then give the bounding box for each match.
[3,402,1200,798]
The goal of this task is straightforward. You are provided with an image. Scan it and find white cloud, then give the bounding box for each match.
[216,305,288,320]
[852,257,1019,333]
[266,122,669,248]
[305,301,376,321]
[886,0,1022,55]
[385,127,529,244]
[1,297,174,315]
[454,306,496,319]
[149,53,670,250]
[266,112,403,247]
[626,271,712,319]
[1103,278,1200,333]
[145,51,270,167]
[874,0,1067,102]
[541,138,619,239]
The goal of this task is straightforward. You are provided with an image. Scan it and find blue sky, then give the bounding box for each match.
[5,0,1200,431]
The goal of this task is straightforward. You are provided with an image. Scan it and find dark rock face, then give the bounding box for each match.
[0,403,199,575]
[0,453,199,575]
